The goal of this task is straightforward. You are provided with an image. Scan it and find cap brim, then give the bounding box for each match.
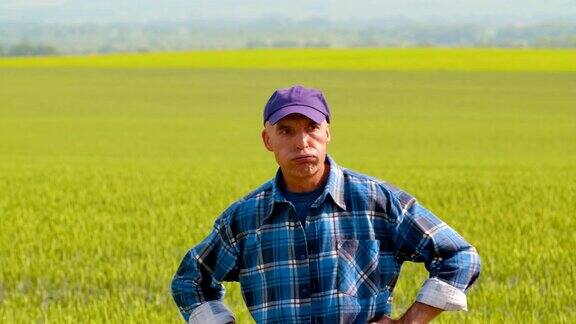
[267,105,327,125]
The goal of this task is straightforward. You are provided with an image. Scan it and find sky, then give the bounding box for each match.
[1,0,575,23]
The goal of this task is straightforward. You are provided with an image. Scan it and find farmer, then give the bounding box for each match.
[172,85,481,323]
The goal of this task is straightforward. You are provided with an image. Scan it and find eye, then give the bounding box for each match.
[308,123,320,131]
[278,127,290,135]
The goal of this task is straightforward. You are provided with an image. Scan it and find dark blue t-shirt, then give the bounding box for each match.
[283,185,325,229]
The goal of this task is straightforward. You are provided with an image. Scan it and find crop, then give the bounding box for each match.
[1,49,575,322]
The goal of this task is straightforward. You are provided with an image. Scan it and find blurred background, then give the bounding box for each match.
[1,0,576,56]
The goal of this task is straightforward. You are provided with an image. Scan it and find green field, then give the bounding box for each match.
[1,48,575,72]
[1,49,575,323]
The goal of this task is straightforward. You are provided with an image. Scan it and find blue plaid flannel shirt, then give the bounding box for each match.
[172,155,481,323]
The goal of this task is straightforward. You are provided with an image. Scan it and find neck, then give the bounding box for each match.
[282,161,330,193]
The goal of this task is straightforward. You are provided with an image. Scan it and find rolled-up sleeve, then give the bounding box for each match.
[171,210,239,322]
[390,188,481,311]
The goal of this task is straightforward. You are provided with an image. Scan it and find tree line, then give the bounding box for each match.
[0,42,59,57]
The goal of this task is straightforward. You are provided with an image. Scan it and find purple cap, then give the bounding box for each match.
[263,85,331,125]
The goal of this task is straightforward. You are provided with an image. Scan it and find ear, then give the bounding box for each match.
[262,128,273,152]
[325,123,331,144]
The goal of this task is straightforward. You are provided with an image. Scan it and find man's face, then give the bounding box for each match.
[262,113,331,181]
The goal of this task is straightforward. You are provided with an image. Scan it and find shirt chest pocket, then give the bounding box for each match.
[337,239,381,299]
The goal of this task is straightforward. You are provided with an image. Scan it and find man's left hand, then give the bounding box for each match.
[369,302,443,324]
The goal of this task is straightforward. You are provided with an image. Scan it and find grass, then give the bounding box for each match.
[0,48,575,72]
[1,49,575,323]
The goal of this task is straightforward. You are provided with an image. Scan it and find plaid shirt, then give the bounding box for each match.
[172,155,481,323]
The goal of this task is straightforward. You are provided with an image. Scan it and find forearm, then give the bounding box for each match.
[371,302,442,324]
[388,194,481,322]
[171,255,214,320]
[172,220,239,321]
[171,270,234,323]
[399,302,443,324]
[187,300,235,324]
[395,197,481,303]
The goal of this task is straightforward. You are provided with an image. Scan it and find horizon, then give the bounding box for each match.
[1,0,575,23]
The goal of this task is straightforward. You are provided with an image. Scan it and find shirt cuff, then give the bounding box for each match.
[188,301,235,324]
[415,277,468,311]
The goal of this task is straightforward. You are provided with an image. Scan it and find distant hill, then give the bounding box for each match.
[1,0,575,55]
[1,18,575,56]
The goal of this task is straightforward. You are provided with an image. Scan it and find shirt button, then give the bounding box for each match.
[299,254,307,260]
[301,288,308,294]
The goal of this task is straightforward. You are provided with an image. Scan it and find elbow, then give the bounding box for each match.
[170,274,182,301]
[465,246,481,292]
[171,274,187,309]
[436,244,481,292]
[171,273,200,321]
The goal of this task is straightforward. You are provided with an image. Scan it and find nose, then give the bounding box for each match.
[295,129,310,150]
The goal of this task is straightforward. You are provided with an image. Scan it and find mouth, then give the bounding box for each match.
[292,154,316,163]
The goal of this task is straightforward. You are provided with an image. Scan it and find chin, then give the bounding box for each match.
[292,163,318,177]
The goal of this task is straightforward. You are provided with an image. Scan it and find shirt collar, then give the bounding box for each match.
[266,154,347,220]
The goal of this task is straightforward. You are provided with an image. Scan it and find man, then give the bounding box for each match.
[172,85,481,323]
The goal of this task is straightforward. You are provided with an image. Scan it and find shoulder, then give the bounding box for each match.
[339,166,393,195]
[216,179,274,232]
[340,166,416,215]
